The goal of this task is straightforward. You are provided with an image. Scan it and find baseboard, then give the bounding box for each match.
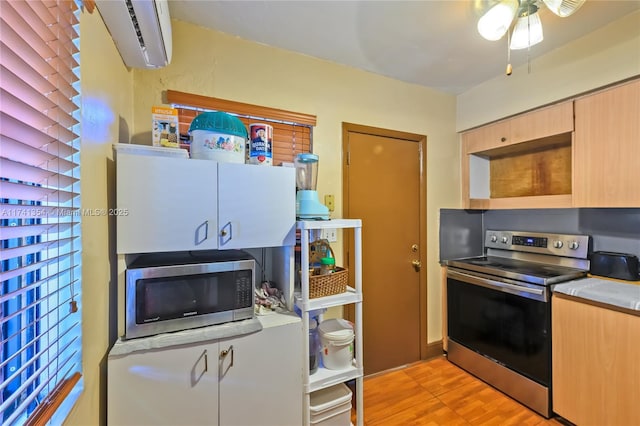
[423,339,444,360]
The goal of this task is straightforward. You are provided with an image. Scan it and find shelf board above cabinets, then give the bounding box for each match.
[468,136,572,202]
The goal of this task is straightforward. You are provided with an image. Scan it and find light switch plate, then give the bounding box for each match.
[324,194,335,212]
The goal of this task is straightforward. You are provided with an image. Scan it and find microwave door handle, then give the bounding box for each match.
[448,269,546,300]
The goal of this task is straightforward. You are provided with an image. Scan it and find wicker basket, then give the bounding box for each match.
[309,267,349,299]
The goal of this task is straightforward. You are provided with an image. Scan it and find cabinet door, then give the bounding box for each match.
[462,120,510,154]
[552,296,640,425]
[573,79,640,207]
[509,101,573,146]
[108,343,219,426]
[219,321,303,426]
[117,154,218,253]
[463,101,573,155]
[217,163,296,249]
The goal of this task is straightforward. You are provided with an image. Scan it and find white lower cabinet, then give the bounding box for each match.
[108,342,219,425]
[107,315,302,426]
[218,317,303,426]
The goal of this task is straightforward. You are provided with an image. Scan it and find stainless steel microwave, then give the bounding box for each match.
[124,250,255,339]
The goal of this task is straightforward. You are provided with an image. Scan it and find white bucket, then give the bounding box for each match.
[190,129,246,163]
[247,123,273,165]
[318,319,354,370]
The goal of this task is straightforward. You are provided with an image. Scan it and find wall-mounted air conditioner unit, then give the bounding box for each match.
[96,0,172,69]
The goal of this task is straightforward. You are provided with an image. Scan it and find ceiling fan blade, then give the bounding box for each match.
[542,0,586,17]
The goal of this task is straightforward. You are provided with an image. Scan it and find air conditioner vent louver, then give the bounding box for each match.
[125,0,146,48]
[96,0,172,69]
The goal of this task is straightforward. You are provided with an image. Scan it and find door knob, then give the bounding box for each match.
[412,260,421,271]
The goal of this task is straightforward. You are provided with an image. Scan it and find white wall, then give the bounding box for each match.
[457,10,640,131]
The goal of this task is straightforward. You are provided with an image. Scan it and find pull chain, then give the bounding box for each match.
[506,29,512,75]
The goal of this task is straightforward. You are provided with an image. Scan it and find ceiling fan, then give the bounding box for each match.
[477,0,586,50]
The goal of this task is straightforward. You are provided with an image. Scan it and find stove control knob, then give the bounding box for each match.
[501,236,509,244]
[569,241,580,250]
[553,241,564,249]
[490,235,498,243]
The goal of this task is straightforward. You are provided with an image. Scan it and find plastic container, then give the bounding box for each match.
[309,318,320,374]
[318,319,354,370]
[320,257,336,275]
[188,111,248,163]
[310,383,352,425]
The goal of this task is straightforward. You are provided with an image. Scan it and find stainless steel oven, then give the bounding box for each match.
[444,230,590,418]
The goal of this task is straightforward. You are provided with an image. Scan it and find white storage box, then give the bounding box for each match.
[310,383,352,425]
[112,143,189,159]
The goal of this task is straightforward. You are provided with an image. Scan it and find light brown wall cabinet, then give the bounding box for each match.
[461,101,574,209]
[552,295,640,426]
[573,79,640,207]
[460,78,640,209]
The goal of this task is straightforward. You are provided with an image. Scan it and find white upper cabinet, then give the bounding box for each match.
[217,162,296,250]
[116,153,218,253]
[116,152,295,254]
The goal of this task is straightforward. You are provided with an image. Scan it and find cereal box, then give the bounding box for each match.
[152,106,179,147]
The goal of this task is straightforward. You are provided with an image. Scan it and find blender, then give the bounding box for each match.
[295,153,330,220]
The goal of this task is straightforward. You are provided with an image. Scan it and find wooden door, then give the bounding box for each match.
[343,123,427,375]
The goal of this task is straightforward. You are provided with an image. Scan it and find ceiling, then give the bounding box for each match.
[168,1,640,95]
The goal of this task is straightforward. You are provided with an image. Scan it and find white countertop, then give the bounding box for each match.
[109,312,301,357]
[553,277,640,311]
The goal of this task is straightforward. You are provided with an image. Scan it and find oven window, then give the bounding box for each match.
[447,278,550,386]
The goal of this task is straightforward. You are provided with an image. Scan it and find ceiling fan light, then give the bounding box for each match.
[477,0,519,41]
[510,12,544,50]
[542,0,586,17]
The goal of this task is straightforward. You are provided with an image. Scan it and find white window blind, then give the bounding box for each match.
[0,1,82,424]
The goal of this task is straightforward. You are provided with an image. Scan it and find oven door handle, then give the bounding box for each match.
[447,269,547,301]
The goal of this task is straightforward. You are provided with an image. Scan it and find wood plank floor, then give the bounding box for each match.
[350,356,566,425]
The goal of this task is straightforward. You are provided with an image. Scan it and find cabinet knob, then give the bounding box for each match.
[220,345,234,366]
[500,137,507,142]
[220,229,228,237]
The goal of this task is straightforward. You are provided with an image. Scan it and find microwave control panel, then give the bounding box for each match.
[236,271,253,308]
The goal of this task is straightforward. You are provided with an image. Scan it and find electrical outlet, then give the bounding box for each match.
[322,228,338,242]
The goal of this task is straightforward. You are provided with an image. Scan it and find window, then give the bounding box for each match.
[0,1,82,424]
[167,90,315,164]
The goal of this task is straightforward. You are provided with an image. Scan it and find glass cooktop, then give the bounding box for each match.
[446,256,588,286]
